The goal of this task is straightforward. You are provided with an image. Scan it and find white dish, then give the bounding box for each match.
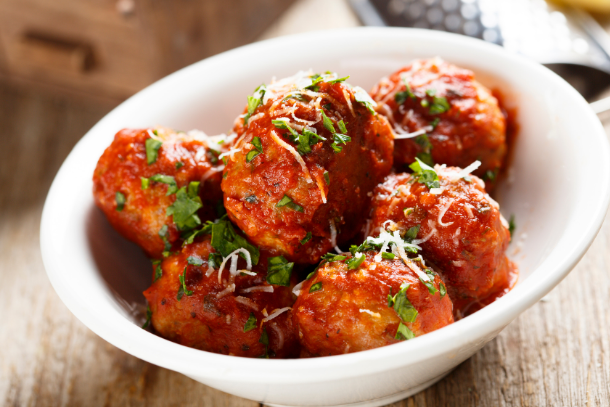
[40,28,610,407]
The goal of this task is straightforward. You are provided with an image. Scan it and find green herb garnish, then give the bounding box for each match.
[187,256,204,266]
[166,183,203,231]
[395,322,415,341]
[321,253,346,262]
[145,138,162,165]
[404,225,420,241]
[439,282,447,298]
[115,191,126,211]
[152,259,163,281]
[149,174,178,195]
[175,162,184,169]
[419,268,438,295]
[353,86,377,114]
[177,266,193,301]
[381,252,395,260]
[300,232,312,245]
[244,312,257,332]
[142,305,152,329]
[309,282,323,293]
[141,177,149,190]
[266,256,294,286]
[429,95,450,115]
[208,252,222,269]
[323,171,330,185]
[346,253,365,270]
[409,158,440,190]
[258,327,270,358]
[387,283,418,323]
[394,80,416,104]
[276,195,304,212]
[158,224,171,256]
[244,84,266,125]
[326,75,350,84]
[509,215,516,237]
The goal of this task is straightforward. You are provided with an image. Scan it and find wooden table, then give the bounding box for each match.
[2,0,610,405]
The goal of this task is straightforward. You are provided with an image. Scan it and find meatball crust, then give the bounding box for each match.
[370,58,506,182]
[143,235,300,358]
[222,72,394,264]
[292,252,453,356]
[368,167,515,313]
[93,128,225,258]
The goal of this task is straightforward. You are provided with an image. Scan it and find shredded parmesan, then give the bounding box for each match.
[453,260,465,267]
[218,148,242,160]
[455,160,481,179]
[270,322,284,349]
[292,280,305,296]
[412,224,437,245]
[453,227,461,246]
[359,309,381,318]
[241,285,274,294]
[314,173,328,204]
[235,296,258,310]
[342,88,355,117]
[262,307,291,323]
[216,283,235,298]
[330,219,341,253]
[438,201,454,227]
[269,130,313,184]
[464,203,474,218]
[201,166,224,181]
[393,126,433,139]
[430,188,444,195]
[217,248,253,283]
[239,270,257,276]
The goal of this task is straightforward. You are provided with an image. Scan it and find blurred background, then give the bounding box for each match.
[2,0,610,406]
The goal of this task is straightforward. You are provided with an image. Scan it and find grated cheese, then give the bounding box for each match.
[330,219,341,254]
[235,296,258,310]
[262,307,291,323]
[438,201,454,227]
[269,130,314,184]
[217,248,253,283]
[393,126,433,140]
[241,285,274,294]
[455,160,481,180]
[359,309,381,318]
[216,283,235,298]
[430,188,444,195]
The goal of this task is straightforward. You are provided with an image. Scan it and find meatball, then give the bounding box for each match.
[222,72,394,264]
[143,232,300,358]
[292,251,454,356]
[93,127,227,259]
[370,58,506,185]
[367,163,516,314]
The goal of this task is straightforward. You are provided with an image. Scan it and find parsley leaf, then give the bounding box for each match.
[429,96,450,115]
[206,217,260,265]
[321,253,346,262]
[321,110,335,133]
[404,225,420,241]
[388,283,418,323]
[175,162,184,169]
[145,138,162,165]
[158,225,171,256]
[166,184,203,231]
[300,232,312,245]
[187,256,204,266]
[419,268,439,295]
[141,177,149,190]
[320,110,351,153]
[142,305,152,329]
[353,86,377,114]
[440,282,447,298]
[326,75,350,84]
[309,282,323,293]
[323,171,330,185]
[244,84,266,125]
[266,256,294,286]
[381,252,395,260]
[509,215,516,237]
[177,266,193,301]
[152,259,163,281]
[346,252,365,270]
[394,80,416,104]
[258,327,270,358]
[395,322,415,341]
[150,174,178,196]
[246,136,263,163]
[276,195,304,212]
[244,312,257,332]
[409,158,440,190]
[115,191,126,211]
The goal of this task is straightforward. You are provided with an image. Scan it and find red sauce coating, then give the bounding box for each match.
[367,167,515,315]
[222,78,394,264]
[292,252,454,356]
[93,128,224,258]
[370,58,506,185]
[143,235,300,358]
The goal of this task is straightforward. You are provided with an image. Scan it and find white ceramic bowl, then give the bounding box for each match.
[40,28,610,407]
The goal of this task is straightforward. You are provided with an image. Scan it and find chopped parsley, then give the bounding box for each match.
[272,120,325,155]
[509,215,516,237]
[394,80,416,104]
[395,322,415,341]
[323,171,330,185]
[258,327,270,358]
[420,268,439,295]
[204,217,260,265]
[430,117,440,129]
[142,305,152,329]
[158,224,171,256]
[145,138,162,165]
[175,162,184,169]
[404,225,420,241]
[309,282,323,293]
[409,158,440,190]
[187,256,204,266]
[320,110,351,153]
[246,137,263,163]
[429,95,450,115]
[266,256,294,286]
[152,259,163,281]
[346,252,365,270]
[243,312,257,332]
[439,282,447,298]
[208,148,220,164]
[276,195,304,212]
[141,177,149,190]
[321,253,347,262]
[353,86,377,114]
[208,252,222,269]
[149,174,178,195]
[244,84,266,125]
[381,252,395,260]
[326,75,350,84]
[115,191,126,211]
[177,266,193,301]
[305,74,324,91]
[415,134,434,167]
[387,283,418,323]
[300,232,312,245]
[483,169,498,182]
[166,182,203,231]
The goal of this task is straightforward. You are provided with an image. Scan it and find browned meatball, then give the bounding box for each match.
[143,231,300,358]
[93,127,227,258]
[370,58,506,185]
[292,251,453,356]
[367,163,517,315]
[221,72,394,264]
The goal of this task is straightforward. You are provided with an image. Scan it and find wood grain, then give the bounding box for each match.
[2,1,610,406]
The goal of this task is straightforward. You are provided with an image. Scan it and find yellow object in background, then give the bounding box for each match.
[549,0,610,14]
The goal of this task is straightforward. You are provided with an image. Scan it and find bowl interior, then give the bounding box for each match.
[41,28,610,385]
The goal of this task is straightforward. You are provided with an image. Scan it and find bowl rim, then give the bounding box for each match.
[40,26,610,384]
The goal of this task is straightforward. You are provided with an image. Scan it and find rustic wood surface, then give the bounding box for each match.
[2,0,610,406]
